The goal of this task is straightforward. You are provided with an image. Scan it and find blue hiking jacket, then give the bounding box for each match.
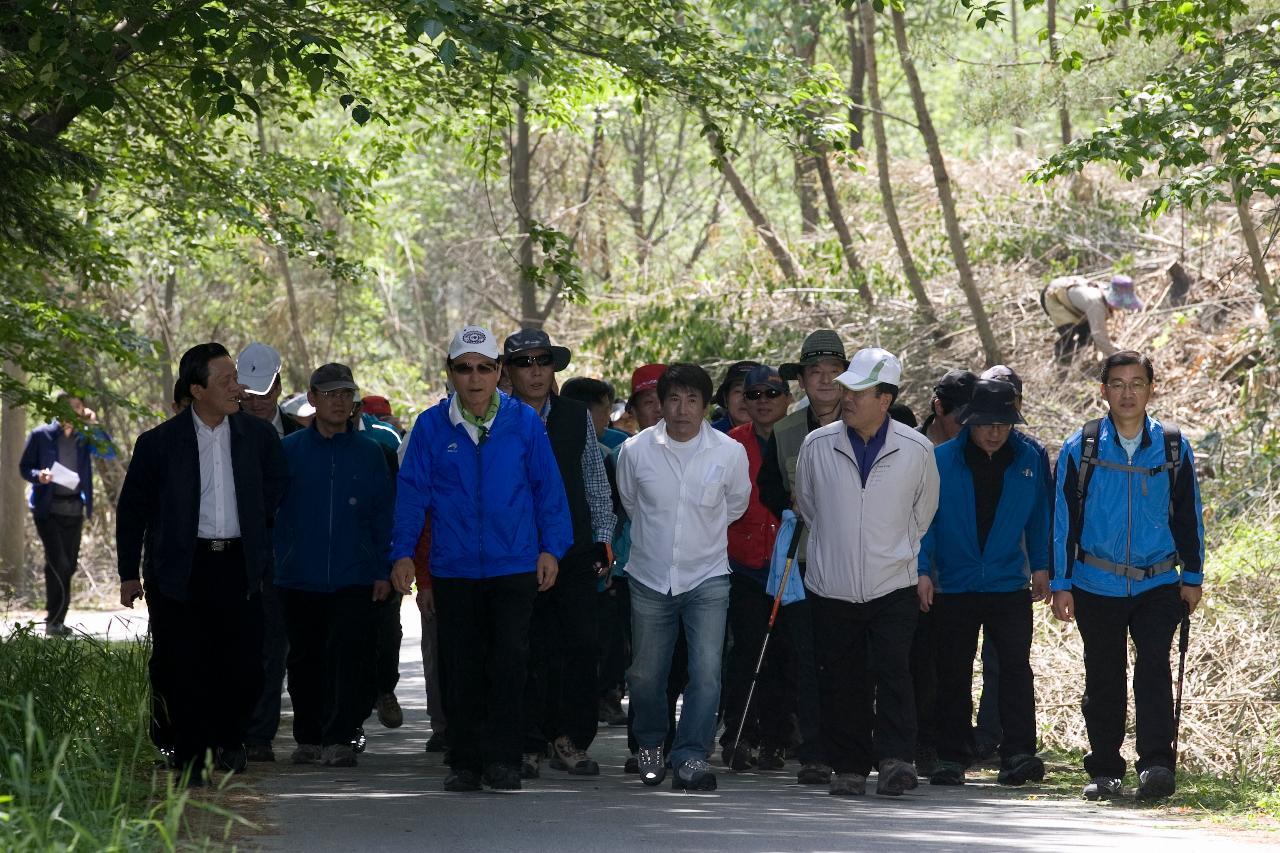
[919,428,1050,593]
[20,421,115,520]
[1051,415,1204,596]
[390,392,572,578]
[273,426,394,592]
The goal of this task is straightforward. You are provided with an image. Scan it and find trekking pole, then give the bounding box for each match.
[1173,601,1191,766]
[729,520,805,770]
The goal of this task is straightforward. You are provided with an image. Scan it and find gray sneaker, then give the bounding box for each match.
[798,762,833,785]
[291,744,322,764]
[876,759,917,796]
[321,743,357,767]
[829,772,866,796]
[672,758,717,791]
[638,745,666,786]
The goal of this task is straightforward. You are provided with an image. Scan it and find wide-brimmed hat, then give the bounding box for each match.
[502,328,571,371]
[713,360,762,407]
[780,330,849,380]
[835,348,901,392]
[958,378,1025,426]
[1104,275,1143,311]
[980,364,1023,396]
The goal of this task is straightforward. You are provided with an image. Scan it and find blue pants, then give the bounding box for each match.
[627,575,730,768]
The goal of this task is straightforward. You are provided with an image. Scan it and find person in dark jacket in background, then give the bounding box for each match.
[917,378,1050,788]
[116,343,288,783]
[272,362,393,769]
[389,325,572,793]
[710,360,761,433]
[19,393,115,636]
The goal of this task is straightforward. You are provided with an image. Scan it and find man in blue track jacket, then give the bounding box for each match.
[918,378,1050,788]
[1051,351,1204,802]
[389,325,573,793]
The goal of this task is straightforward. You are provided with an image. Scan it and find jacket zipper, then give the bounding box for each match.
[476,424,486,577]
[1125,451,1133,597]
[327,440,336,589]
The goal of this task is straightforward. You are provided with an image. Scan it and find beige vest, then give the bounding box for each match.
[1044,276,1087,327]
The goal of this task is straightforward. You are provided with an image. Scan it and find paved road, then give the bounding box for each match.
[4,604,1264,851]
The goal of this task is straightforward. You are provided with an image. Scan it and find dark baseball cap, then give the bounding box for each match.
[959,378,1025,426]
[502,328,571,371]
[933,369,977,406]
[980,364,1023,396]
[743,365,787,392]
[310,363,358,393]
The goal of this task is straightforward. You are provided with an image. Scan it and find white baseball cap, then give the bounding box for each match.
[835,347,902,392]
[281,392,315,418]
[448,325,501,361]
[237,343,282,395]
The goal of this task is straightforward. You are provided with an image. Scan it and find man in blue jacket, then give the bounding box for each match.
[19,393,115,636]
[917,378,1050,788]
[389,325,572,793]
[1051,351,1204,802]
[273,362,394,769]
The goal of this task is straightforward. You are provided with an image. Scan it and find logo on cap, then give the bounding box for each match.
[462,329,486,344]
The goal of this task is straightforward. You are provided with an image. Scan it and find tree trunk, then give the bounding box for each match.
[512,80,539,329]
[859,3,937,324]
[814,154,874,306]
[0,362,28,596]
[158,269,177,410]
[890,8,1000,363]
[1011,1,1023,149]
[1046,0,1072,145]
[1233,184,1279,322]
[791,0,823,234]
[844,5,866,151]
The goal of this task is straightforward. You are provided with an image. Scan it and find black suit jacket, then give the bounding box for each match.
[116,407,288,601]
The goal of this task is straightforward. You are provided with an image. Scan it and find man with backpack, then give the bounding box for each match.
[1051,351,1204,802]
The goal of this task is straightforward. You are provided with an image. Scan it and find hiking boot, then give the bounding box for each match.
[291,744,322,765]
[998,754,1046,786]
[550,736,600,775]
[876,759,917,796]
[351,726,367,754]
[829,772,866,796]
[1083,776,1124,801]
[425,731,447,753]
[598,697,628,726]
[756,746,786,771]
[321,743,357,767]
[443,768,482,792]
[45,623,73,638]
[638,745,666,786]
[624,754,640,774]
[720,742,755,771]
[1136,766,1176,802]
[519,752,541,779]
[929,760,966,786]
[482,762,522,790]
[672,758,717,791]
[375,693,403,728]
[245,742,275,762]
[798,763,833,785]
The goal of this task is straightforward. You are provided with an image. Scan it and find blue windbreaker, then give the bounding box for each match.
[273,426,394,592]
[919,428,1050,593]
[390,392,572,578]
[1051,415,1204,597]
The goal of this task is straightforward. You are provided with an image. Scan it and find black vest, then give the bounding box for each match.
[545,396,594,557]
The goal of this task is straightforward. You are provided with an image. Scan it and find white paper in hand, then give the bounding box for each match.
[50,461,80,492]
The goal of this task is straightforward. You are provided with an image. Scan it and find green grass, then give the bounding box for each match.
[0,624,247,851]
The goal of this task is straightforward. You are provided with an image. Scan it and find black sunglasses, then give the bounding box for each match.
[506,353,555,368]
[744,388,785,400]
[451,361,499,375]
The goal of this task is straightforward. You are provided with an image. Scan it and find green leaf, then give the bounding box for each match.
[306,66,324,93]
[340,93,355,108]
[352,104,371,125]
[423,18,445,40]
[215,93,237,115]
[439,39,457,67]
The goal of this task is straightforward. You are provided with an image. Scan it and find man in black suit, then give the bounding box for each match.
[117,342,288,783]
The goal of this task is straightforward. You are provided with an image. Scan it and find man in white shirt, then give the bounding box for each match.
[616,363,751,791]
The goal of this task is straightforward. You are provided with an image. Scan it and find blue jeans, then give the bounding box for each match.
[627,574,730,768]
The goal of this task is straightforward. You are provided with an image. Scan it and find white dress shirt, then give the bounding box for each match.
[616,420,751,596]
[194,413,241,538]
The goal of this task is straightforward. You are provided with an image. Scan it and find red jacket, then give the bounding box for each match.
[727,423,781,570]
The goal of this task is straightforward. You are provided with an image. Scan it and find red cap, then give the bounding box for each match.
[630,364,666,396]
[361,395,392,416]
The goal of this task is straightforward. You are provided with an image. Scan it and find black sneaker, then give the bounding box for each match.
[756,746,786,771]
[351,726,367,754]
[482,762,522,790]
[720,742,754,771]
[214,745,248,774]
[797,762,832,785]
[929,760,966,786]
[672,759,717,791]
[876,759,917,796]
[1136,766,1176,801]
[45,623,73,638]
[443,769,482,792]
[624,754,640,774]
[638,746,666,786]
[997,754,1046,786]
[1083,776,1124,801]
[245,742,275,762]
[425,731,447,753]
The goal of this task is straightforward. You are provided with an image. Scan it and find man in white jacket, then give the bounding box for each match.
[617,363,751,792]
[795,347,940,798]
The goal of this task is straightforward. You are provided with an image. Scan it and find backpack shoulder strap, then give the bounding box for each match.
[1066,419,1103,577]
[1162,421,1181,522]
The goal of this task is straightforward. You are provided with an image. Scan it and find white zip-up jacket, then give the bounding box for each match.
[617,420,751,596]
[795,417,940,604]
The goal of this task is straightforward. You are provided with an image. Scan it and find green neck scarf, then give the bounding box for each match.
[460,392,500,431]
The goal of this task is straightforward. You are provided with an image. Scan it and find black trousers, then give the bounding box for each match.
[932,590,1036,766]
[280,585,378,747]
[524,553,600,752]
[147,541,263,771]
[909,607,938,754]
[597,575,631,699]
[245,574,290,747]
[1054,320,1092,363]
[373,592,403,698]
[720,573,789,752]
[34,512,83,626]
[435,572,538,773]
[1074,584,1182,778]
[778,595,824,764]
[812,586,918,776]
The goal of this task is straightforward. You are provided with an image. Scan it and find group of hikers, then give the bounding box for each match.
[20,273,1203,804]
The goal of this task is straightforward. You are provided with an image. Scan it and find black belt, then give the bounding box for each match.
[197,537,242,553]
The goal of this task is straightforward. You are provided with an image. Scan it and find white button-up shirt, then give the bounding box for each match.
[194,414,241,539]
[617,420,751,596]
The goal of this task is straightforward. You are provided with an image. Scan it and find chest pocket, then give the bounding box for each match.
[699,463,726,507]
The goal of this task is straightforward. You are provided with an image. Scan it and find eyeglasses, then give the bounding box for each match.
[1105,379,1150,393]
[744,388,785,401]
[506,353,555,369]
[451,361,499,375]
[317,389,356,400]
